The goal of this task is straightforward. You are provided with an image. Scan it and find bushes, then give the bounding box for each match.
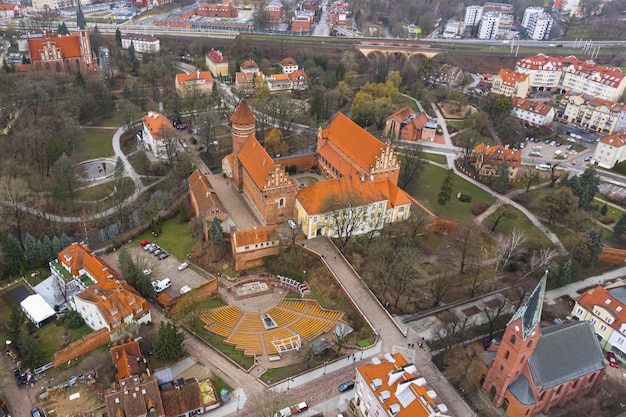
[64,310,85,329]
[457,194,472,203]
[472,202,490,215]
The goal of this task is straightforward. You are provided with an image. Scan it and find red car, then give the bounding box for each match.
[607,351,619,368]
[140,240,151,247]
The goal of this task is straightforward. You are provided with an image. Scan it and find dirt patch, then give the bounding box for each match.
[462,306,480,316]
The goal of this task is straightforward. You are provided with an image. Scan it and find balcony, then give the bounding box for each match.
[49,261,73,283]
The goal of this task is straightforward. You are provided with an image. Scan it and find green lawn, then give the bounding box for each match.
[407,164,496,222]
[99,111,127,128]
[395,95,419,112]
[445,120,464,130]
[37,322,93,364]
[424,153,447,164]
[484,205,553,247]
[79,128,115,159]
[134,218,197,260]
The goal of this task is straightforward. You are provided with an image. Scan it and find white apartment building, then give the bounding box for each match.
[477,11,500,40]
[558,93,622,134]
[464,5,483,27]
[121,33,160,54]
[442,20,462,38]
[142,111,176,163]
[511,98,555,126]
[522,7,543,27]
[523,11,553,40]
[592,133,626,168]
[614,104,626,132]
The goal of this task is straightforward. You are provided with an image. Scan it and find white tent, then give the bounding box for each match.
[20,294,56,328]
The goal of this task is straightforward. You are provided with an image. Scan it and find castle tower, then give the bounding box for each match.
[482,271,547,407]
[230,100,256,190]
[76,0,93,70]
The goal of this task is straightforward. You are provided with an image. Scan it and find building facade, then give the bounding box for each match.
[464,5,483,28]
[231,226,280,271]
[477,11,501,40]
[591,133,626,168]
[474,143,522,179]
[481,273,606,417]
[557,93,621,134]
[175,70,213,97]
[121,33,160,53]
[384,107,434,141]
[142,111,177,163]
[205,49,229,77]
[511,98,555,126]
[491,69,530,98]
[188,169,228,240]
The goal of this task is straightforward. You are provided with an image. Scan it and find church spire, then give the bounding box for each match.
[76,0,86,30]
[508,270,547,340]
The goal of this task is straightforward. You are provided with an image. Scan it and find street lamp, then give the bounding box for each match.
[323,361,328,375]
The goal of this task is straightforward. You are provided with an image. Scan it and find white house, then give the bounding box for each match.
[121,33,160,54]
[279,57,299,74]
[21,294,56,328]
[142,111,177,163]
[511,97,555,126]
[477,11,500,40]
[592,133,626,168]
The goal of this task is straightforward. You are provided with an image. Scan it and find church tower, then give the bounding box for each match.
[230,100,256,190]
[482,271,547,407]
[76,0,93,70]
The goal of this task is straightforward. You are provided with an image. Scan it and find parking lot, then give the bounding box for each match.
[129,245,211,297]
[520,136,593,166]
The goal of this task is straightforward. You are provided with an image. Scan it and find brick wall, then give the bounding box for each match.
[276,154,316,172]
[53,328,110,367]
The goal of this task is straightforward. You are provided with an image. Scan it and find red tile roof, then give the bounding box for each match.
[516,54,625,87]
[110,340,142,383]
[280,57,297,67]
[296,176,387,215]
[287,69,307,81]
[142,111,175,140]
[387,107,415,123]
[206,48,227,63]
[230,100,256,124]
[496,68,528,87]
[188,169,226,218]
[513,97,553,116]
[58,242,117,282]
[475,143,522,167]
[28,34,82,61]
[241,59,259,70]
[232,225,279,247]
[599,132,626,147]
[105,375,164,417]
[321,112,386,174]
[374,179,412,209]
[237,135,274,189]
[576,283,626,327]
[161,379,204,416]
[270,73,289,81]
[175,70,213,87]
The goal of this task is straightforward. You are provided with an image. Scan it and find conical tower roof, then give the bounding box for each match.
[508,270,548,340]
[76,0,86,30]
[230,100,256,124]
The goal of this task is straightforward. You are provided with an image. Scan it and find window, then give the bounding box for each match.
[279,198,285,208]
[504,351,510,360]
[510,335,516,344]
[600,324,607,332]
[527,340,533,348]
[618,337,624,345]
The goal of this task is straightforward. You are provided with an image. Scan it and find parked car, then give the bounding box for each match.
[144,243,155,251]
[143,269,152,276]
[158,252,170,260]
[30,408,42,417]
[178,262,189,271]
[140,240,151,247]
[607,351,619,368]
[338,380,355,392]
[584,156,592,162]
[180,285,192,295]
[571,160,577,165]
[152,278,171,293]
[288,219,297,229]
[291,402,309,413]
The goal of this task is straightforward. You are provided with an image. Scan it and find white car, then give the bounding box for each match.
[143,269,152,275]
[288,219,297,229]
[152,278,171,293]
[180,285,192,295]
[178,262,189,271]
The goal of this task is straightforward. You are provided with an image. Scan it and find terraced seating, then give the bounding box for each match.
[209,305,243,328]
[266,307,299,327]
[307,304,344,321]
[238,313,266,331]
[279,300,308,312]
[263,328,297,355]
[199,312,214,325]
[289,316,335,339]
[207,323,231,337]
[225,331,263,356]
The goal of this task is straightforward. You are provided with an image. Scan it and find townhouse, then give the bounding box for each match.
[491,69,530,98]
[511,97,555,126]
[205,49,229,77]
[121,33,160,53]
[474,143,522,179]
[557,93,622,134]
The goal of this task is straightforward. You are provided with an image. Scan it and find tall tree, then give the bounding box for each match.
[536,187,578,226]
[490,205,517,232]
[398,144,425,190]
[153,321,185,361]
[322,194,370,254]
[563,166,600,209]
[491,161,510,194]
[614,212,626,237]
[115,27,122,46]
[586,228,604,267]
[559,258,572,286]
[437,169,455,208]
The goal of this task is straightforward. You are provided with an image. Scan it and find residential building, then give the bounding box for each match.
[142,111,177,163]
[515,54,626,102]
[615,103,626,132]
[31,0,92,12]
[438,64,464,87]
[511,98,555,126]
[480,273,606,417]
[483,2,515,14]
[287,69,308,91]
[442,20,462,38]
[175,70,213,97]
[292,13,313,32]
[161,378,219,417]
[110,339,142,383]
[188,169,228,241]
[267,73,293,92]
[522,7,544,28]
[279,57,299,74]
[557,93,622,134]
[25,4,94,74]
[318,112,400,184]
[294,176,411,239]
[474,143,522,179]
[264,0,283,22]
[231,226,280,271]
[0,2,21,18]
[51,241,114,295]
[591,132,626,168]
[105,374,165,417]
[205,49,229,77]
[522,8,553,40]
[477,11,500,40]
[572,281,626,364]
[240,59,260,74]
[225,100,298,224]
[384,107,434,141]
[464,5,483,28]
[353,352,450,417]
[328,0,348,25]
[235,71,265,97]
[121,33,160,53]
[491,69,530,98]
[302,0,317,11]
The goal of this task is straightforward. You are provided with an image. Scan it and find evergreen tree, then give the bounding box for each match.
[115,27,122,46]
[57,22,69,35]
[564,166,600,209]
[491,161,510,194]
[310,88,324,123]
[129,41,139,76]
[586,228,604,267]
[23,234,38,268]
[210,217,224,246]
[123,83,131,100]
[5,234,24,273]
[559,259,572,286]
[131,82,140,106]
[615,213,626,237]
[60,233,74,250]
[600,202,608,216]
[52,235,62,256]
[41,236,54,264]
[179,202,188,223]
[19,333,45,369]
[74,70,86,89]
[211,80,220,105]
[153,321,185,361]
[437,169,455,207]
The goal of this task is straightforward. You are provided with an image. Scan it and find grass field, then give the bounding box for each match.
[407,164,496,222]
[424,153,447,164]
[99,111,127,128]
[134,219,197,261]
[445,120,464,130]
[484,205,553,247]
[79,128,115,159]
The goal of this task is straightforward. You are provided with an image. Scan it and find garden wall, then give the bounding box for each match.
[52,328,110,367]
[276,154,316,172]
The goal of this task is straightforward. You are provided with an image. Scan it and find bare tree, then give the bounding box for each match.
[424,272,453,308]
[322,194,371,254]
[434,311,469,352]
[481,294,510,340]
[494,229,526,273]
[523,248,559,277]
[0,175,31,244]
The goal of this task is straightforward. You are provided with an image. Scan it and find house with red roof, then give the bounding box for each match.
[226,100,298,224]
[267,73,293,92]
[384,107,435,141]
[353,352,450,417]
[105,374,165,417]
[0,2,21,18]
[240,59,260,74]
[188,169,228,240]
[231,225,280,271]
[491,69,530,98]
[142,111,178,163]
[205,49,229,77]
[287,69,308,91]
[110,339,143,383]
[557,93,622,134]
[175,70,213,97]
[511,98,555,126]
[592,132,626,169]
[572,280,626,365]
[235,71,265,97]
[279,57,299,74]
[474,143,521,179]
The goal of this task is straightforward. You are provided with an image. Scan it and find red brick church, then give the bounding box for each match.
[228,100,298,224]
[480,271,606,416]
